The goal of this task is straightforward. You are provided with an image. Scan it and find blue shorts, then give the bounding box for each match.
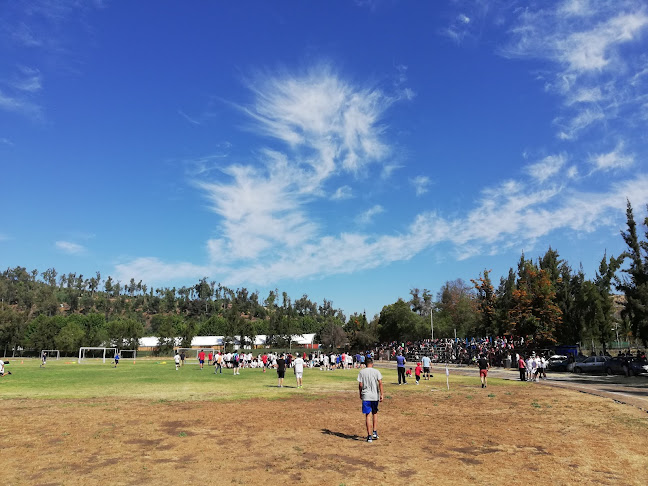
[362,400,379,414]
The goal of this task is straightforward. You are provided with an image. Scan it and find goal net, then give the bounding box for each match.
[119,349,137,360]
[176,348,218,364]
[78,347,118,364]
[41,349,60,360]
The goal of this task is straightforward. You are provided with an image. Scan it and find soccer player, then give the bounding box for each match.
[478,354,489,388]
[415,362,422,385]
[40,351,47,368]
[174,351,181,371]
[293,353,305,388]
[357,357,383,443]
[0,359,11,376]
[208,351,213,366]
[114,352,120,368]
[198,350,205,370]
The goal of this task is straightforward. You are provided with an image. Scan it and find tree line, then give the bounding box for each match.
[378,201,648,351]
[1,201,647,355]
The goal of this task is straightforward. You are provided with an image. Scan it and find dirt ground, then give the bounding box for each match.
[2,383,647,485]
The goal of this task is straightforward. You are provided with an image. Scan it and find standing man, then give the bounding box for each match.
[214,351,223,374]
[357,357,383,443]
[293,353,305,388]
[478,353,489,388]
[198,350,205,370]
[40,351,47,368]
[180,350,186,367]
[518,355,526,381]
[396,351,407,385]
[208,351,213,366]
[276,353,286,387]
[421,354,432,380]
[174,351,181,371]
[113,351,120,368]
[232,350,240,375]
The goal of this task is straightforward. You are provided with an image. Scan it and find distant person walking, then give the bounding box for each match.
[198,350,205,370]
[478,354,489,388]
[40,351,47,368]
[357,357,383,443]
[396,351,407,385]
[113,352,120,368]
[294,354,305,388]
[214,352,223,374]
[276,354,286,387]
[174,351,181,371]
[180,351,186,367]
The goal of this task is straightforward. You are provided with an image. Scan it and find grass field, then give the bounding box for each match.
[1,359,647,485]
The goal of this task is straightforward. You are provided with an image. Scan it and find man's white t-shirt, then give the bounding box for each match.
[294,357,304,374]
[174,354,181,364]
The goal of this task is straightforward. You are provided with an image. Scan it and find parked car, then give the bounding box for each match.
[572,355,610,374]
[548,355,569,372]
[605,357,632,376]
[606,357,648,376]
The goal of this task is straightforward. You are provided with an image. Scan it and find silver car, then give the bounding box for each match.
[572,356,610,374]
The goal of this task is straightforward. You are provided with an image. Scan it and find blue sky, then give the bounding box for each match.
[2,0,648,319]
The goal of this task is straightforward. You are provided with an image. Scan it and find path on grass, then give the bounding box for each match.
[374,360,648,412]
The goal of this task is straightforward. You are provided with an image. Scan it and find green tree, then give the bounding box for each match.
[471,270,497,336]
[616,201,648,345]
[510,258,561,345]
[55,321,86,354]
[378,299,426,342]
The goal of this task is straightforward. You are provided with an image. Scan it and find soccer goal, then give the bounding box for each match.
[176,348,218,364]
[119,349,137,360]
[78,347,118,364]
[41,349,60,360]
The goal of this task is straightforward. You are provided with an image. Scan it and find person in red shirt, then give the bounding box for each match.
[208,351,213,365]
[198,350,205,370]
[415,362,422,385]
[262,353,268,373]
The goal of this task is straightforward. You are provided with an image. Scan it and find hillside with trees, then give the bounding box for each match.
[2,201,648,355]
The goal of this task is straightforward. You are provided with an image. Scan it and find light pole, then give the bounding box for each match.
[430,311,434,341]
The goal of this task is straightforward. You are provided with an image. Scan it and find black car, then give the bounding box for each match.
[606,357,648,376]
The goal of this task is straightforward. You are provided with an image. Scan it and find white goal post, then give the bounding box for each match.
[119,349,137,360]
[40,349,60,360]
[78,347,118,364]
[176,348,218,364]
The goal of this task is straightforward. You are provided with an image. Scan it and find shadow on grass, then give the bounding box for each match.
[321,429,362,441]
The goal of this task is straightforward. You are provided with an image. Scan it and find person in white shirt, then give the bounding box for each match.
[0,359,11,376]
[174,351,181,371]
[293,355,305,388]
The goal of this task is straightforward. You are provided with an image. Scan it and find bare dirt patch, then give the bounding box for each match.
[2,384,647,485]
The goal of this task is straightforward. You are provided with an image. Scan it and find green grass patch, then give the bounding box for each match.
[0,360,513,403]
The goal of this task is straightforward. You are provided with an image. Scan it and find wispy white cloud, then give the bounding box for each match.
[10,66,42,92]
[503,1,648,140]
[525,154,567,183]
[0,89,42,119]
[0,137,13,146]
[356,205,384,225]
[178,109,201,125]
[55,241,85,255]
[331,185,353,200]
[589,142,634,172]
[410,175,431,196]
